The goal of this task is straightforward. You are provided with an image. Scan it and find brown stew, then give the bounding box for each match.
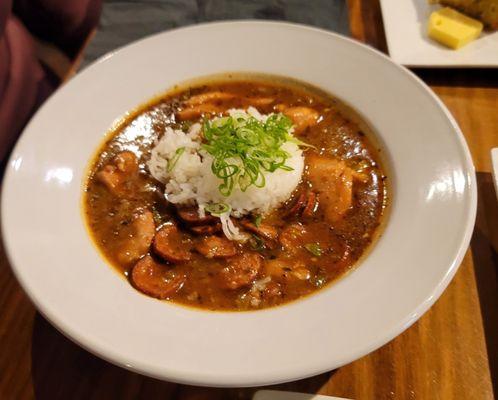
[84,75,388,311]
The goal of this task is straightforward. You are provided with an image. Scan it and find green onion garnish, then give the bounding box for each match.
[253,214,262,227]
[304,243,322,256]
[249,234,265,251]
[167,147,185,172]
[205,202,231,216]
[202,113,303,196]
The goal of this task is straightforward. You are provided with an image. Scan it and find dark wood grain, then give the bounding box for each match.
[1,1,497,399]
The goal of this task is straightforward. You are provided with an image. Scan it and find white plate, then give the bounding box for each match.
[380,0,498,67]
[1,21,476,387]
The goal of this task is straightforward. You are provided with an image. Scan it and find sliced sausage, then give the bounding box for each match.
[152,224,192,263]
[285,191,307,216]
[285,190,318,218]
[96,151,138,195]
[195,236,237,259]
[176,207,217,225]
[131,255,186,299]
[117,210,155,264]
[302,192,318,218]
[219,252,262,289]
[239,220,278,241]
[190,223,222,235]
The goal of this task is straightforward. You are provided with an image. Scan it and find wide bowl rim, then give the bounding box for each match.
[1,20,477,387]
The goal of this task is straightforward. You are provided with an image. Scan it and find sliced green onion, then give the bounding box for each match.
[249,234,265,251]
[253,214,262,227]
[201,112,310,196]
[304,243,322,256]
[167,147,185,172]
[205,202,231,216]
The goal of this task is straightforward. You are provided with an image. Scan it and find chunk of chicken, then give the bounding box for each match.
[264,259,310,282]
[195,235,237,259]
[185,91,273,108]
[276,106,320,135]
[219,252,262,290]
[131,255,186,299]
[153,224,192,263]
[263,281,283,298]
[176,104,221,120]
[185,91,235,106]
[117,210,155,265]
[279,222,307,253]
[96,151,138,195]
[306,154,355,222]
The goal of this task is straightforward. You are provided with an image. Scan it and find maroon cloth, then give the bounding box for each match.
[0,0,101,162]
[13,0,103,57]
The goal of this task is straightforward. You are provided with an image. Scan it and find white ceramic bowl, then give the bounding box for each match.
[1,21,476,387]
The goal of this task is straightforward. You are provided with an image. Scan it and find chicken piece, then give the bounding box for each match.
[96,151,138,195]
[264,259,310,282]
[131,255,186,299]
[285,191,318,218]
[239,220,278,241]
[279,223,307,253]
[276,105,320,135]
[352,170,369,183]
[114,151,138,173]
[195,236,237,259]
[117,210,155,265]
[176,104,221,120]
[244,97,275,106]
[263,281,283,299]
[306,154,354,222]
[185,91,235,106]
[153,224,192,263]
[219,252,262,289]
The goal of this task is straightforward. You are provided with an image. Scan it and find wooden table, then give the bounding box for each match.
[1,1,497,398]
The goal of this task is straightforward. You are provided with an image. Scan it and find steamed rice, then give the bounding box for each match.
[147,107,304,236]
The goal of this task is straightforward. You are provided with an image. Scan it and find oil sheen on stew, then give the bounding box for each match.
[84,75,388,311]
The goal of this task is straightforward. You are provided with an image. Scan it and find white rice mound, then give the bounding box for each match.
[147,107,304,237]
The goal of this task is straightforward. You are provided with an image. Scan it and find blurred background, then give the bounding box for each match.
[0,0,349,163]
[83,0,349,66]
